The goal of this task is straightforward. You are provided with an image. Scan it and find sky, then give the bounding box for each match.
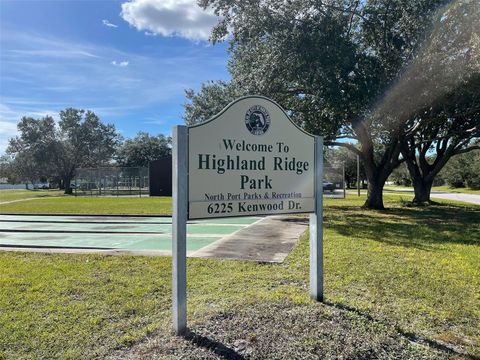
[0,0,230,153]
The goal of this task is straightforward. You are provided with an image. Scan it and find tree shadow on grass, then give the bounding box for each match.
[327,203,480,250]
[184,330,246,359]
[323,300,480,360]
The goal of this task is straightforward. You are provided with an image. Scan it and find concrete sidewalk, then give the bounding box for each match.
[191,215,308,263]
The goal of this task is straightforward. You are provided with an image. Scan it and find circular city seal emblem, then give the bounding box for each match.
[245,105,271,135]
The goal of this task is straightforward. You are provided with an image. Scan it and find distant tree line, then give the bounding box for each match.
[329,145,480,191]
[116,131,171,168]
[325,147,367,189]
[0,108,171,194]
[440,150,480,189]
[389,150,480,190]
[1,105,476,198]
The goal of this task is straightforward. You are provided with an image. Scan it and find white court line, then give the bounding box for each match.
[189,217,267,257]
[0,232,226,239]
[188,223,247,227]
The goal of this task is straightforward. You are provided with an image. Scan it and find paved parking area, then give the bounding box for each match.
[0,215,308,262]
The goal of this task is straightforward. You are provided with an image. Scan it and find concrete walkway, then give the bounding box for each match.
[191,215,308,263]
[384,188,480,205]
[0,197,42,205]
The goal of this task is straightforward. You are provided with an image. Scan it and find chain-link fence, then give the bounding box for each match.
[73,167,149,196]
[73,164,344,198]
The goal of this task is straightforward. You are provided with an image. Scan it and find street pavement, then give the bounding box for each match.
[384,188,480,205]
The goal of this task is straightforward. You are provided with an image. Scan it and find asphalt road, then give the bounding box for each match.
[384,188,480,205]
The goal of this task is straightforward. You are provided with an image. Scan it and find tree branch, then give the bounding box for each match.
[329,141,362,157]
[346,0,360,37]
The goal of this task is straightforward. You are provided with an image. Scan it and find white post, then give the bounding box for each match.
[172,125,188,335]
[310,136,324,301]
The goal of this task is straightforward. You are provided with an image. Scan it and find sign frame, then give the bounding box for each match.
[187,95,316,220]
[172,96,323,335]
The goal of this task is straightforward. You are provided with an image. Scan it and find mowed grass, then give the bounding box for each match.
[0,189,64,202]
[0,196,172,215]
[0,196,479,359]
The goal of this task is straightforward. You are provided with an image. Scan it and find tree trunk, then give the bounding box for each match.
[63,176,73,194]
[412,178,434,204]
[345,175,351,189]
[402,150,437,205]
[363,178,385,209]
[336,124,402,210]
[361,153,390,210]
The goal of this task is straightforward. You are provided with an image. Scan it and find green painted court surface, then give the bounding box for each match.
[0,215,261,251]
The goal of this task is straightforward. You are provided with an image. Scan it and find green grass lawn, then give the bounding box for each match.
[0,189,64,202]
[0,196,479,358]
[0,196,172,215]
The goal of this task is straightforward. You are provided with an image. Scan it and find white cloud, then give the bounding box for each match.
[0,103,60,153]
[0,29,229,152]
[8,49,99,59]
[102,19,118,28]
[120,0,219,41]
[0,120,17,153]
[0,120,19,154]
[2,31,101,59]
[0,119,18,140]
[111,60,129,67]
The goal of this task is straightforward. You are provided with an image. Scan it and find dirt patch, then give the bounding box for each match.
[110,301,459,359]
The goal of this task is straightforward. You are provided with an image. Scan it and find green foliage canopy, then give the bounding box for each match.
[440,149,480,189]
[6,109,120,193]
[185,0,479,208]
[116,132,171,167]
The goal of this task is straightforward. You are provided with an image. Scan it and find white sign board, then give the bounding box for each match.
[188,96,315,219]
[172,95,323,335]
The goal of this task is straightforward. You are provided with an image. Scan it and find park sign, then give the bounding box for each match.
[188,96,315,219]
[172,96,324,335]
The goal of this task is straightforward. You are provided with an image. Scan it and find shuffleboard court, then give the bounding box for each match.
[0,215,262,253]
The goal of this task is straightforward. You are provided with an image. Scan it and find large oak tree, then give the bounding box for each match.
[392,1,480,203]
[185,0,478,209]
[7,109,120,194]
